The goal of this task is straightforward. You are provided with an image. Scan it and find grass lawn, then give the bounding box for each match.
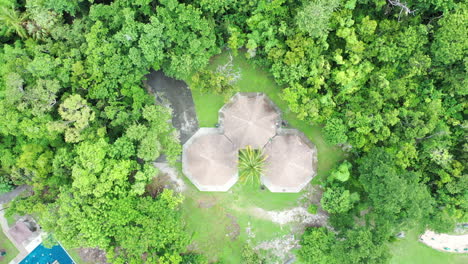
[181,178,300,263]
[5,214,16,227]
[390,229,468,264]
[63,247,89,264]
[181,51,344,262]
[0,228,19,264]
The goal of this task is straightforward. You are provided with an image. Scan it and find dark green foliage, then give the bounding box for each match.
[298,227,336,264]
[0,0,202,262]
[321,186,359,214]
[299,226,391,264]
[323,117,348,145]
[0,0,466,263]
[0,172,13,194]
[181,253,209,264]
[358,148,434,230]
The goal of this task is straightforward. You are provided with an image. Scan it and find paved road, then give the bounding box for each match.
[145,71,199,144]
[0,185,30,204]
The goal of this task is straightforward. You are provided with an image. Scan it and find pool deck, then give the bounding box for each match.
[0,187,43,264]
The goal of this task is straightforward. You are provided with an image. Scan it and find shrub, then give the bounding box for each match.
[308,204,318,214]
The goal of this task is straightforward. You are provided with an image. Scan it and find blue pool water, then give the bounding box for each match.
[19,243,75,264]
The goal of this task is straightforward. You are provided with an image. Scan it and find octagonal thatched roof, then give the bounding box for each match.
[262,129,318,192]
[182,128,238,191]
[219,93,280,149]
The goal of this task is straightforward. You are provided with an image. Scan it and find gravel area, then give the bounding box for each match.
[250,206,328,228]
[420,230,468,253]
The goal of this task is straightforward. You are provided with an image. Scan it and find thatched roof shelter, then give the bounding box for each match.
[219,93,280,149]
[262,129,318,192]
[182,128,238,191]
[183,93,317,193]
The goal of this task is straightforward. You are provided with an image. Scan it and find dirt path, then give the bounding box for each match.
[420,230,468,253]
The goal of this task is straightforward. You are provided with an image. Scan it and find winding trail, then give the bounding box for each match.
[420,230,468,253]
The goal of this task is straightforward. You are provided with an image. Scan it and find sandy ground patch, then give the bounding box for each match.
[255,234,298,263]
[250,206,328,227]
[420,230,468,253]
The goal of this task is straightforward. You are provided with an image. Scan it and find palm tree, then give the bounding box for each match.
[0,6,28,39]
[238,146,267,185]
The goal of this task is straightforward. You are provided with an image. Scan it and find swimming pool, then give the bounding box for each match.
[19,243,75,264]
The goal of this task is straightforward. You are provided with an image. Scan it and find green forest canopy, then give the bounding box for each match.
[0,0,466,263]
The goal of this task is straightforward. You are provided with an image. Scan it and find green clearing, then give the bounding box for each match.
[390,229,468,264]
[0,228,18,264]
[182,52,343,262]
[181,179,300,263]
[183,51,467,263]
[190,52,344,181]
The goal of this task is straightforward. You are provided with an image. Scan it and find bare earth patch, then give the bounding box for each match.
[153,162,186,192]
[255,234,298,263]
[78,247,109,264]
[225,214,240,241]
[197,197,217,208]
[250,206,327,228]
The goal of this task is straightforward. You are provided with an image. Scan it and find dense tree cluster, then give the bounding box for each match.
[0,0,466,263]
[0,0,216,262]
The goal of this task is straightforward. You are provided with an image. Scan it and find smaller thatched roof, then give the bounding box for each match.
[182,128,238,191]
[219,93,280,149]
[262,129,317,192]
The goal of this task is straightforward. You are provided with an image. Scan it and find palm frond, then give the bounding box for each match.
[238,146,267,186]
[0,6,28,39]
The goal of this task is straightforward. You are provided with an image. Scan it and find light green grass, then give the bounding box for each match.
[390,229,468,264]
[63,247,89,264]
[181,182,298,263]
[182,52,343,262]
[0,228,19,264]
[5,214,16,227]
